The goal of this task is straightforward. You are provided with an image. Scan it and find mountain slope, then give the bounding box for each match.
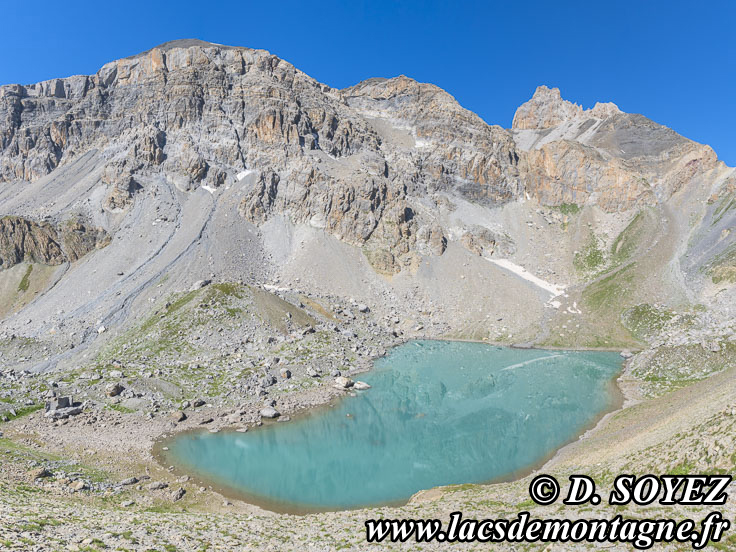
[0,38,731,370]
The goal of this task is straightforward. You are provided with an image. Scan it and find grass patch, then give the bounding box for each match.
[622,304,676,340]
[712,193,735,226]
[1,404,42,423]
[582,263,636,312]
[553,203,581,215]
[610,210,648,266]
[574,235,606,273]
[17,264,33,292]
[106,403,136,414]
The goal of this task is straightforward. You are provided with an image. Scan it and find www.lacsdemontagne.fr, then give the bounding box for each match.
[365,511,730,549]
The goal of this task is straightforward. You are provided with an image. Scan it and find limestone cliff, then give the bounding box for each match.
[0,40,729,274]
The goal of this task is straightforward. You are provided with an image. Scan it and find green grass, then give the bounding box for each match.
[106,403,136,414]
[610,210,648,266]
[667,459,695,475]
[553,202,581,215]
[574,235,606,273]
[712,193,735,226]
[17,264,33,292]
[622,303,675,340]
[706,243,736,284]
[582,263,636,312]
[1,404,42,423]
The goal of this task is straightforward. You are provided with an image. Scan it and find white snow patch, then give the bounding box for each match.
[487,258,566,297]
[202,185,217,194]
[237,169,256,181]
[263,284,290,293]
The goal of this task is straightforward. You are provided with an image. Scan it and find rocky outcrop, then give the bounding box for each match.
[512,85,585,130]
[0,216,108,269]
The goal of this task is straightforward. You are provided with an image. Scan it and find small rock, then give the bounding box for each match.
[121,500,135,507]
[97,325,106,334]
[120,477,139,486]
[620,350,633,359]
[358,304,369,313]
[279,368,291,379]
[171,487,186,501]
[199,417,214,425]
[148,481,168,490]
[192,399,205,408]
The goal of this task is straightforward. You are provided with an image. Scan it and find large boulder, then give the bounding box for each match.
[259,406,280,419]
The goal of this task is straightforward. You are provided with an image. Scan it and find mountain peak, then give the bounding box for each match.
[512,86,622,130]
[512,85,583,130]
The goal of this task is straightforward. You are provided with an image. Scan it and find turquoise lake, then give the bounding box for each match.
[164,341,622,511]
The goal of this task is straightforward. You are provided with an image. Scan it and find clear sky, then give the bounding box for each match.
[2,0,735,165]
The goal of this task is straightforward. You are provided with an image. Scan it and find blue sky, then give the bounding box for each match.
[3,0,735,165]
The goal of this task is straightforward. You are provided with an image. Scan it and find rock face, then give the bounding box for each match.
[0,39,726,270]
[0,216,108,269]
[512,85,586,130]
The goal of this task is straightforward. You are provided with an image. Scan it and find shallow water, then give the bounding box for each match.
[165,341,621,511]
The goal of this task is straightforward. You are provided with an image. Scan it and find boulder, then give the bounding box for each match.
[260,406,280,419]
[44,405,83,420]
[620,350,634,359]
[334,376,354,389]
[148,481,168,490]
[28,467,52,480]
[45,396,71,412]
[171,487,186,501]
[106,382,124,397]
[69,480,87,491]
[353,381,371,390]
[279,368,291,379]
[170,410,187,423]
[190,279,211,291]
[120,477,139,486]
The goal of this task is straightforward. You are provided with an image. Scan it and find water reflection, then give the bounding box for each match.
[168,341,621,510]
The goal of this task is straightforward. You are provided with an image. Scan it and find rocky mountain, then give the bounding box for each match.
[0,37,732,368]
[0,39,735,551]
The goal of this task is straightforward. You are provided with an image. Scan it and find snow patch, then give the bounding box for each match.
[202,185,217,194]
[237,169,256,181]
[486,258,566,297]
